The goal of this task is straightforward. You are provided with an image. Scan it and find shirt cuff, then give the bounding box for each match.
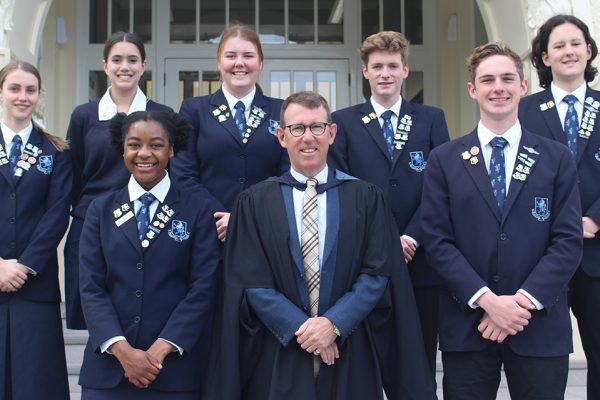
[468,286,491,309]
[518,289,544,310]
[16,260,37,276]
[401,234,419,248]
[159,338,183,355]
[100,336,126,354]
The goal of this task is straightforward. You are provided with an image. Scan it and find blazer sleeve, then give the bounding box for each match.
[328,112,350,173]
[79,199,125,351]
[18,149,72,275]
[158,196,221,352]
[404,107,450,242]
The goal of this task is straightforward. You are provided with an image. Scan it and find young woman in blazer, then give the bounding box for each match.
[64,32,173,329]
[79,111,220,399]
[171,23,289,241]
[0,61,71,400]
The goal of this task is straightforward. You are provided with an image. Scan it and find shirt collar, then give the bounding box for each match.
[290,165,329,185]
[98,86,148,121]
[128,171,171,203]
[551,81,587,105]
[370,96,403,118]
[1,121,33,146]
[477,120,521,149]
[222,86,256,113]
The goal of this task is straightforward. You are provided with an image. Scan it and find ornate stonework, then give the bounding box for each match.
[0,0,15,48]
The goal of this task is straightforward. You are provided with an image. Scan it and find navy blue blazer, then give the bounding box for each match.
[421,128,582,357]
[67,100,173,219]
[78,184,220,392]
[0,126,72,303]
[519,87,600,278]
[329,100,450,286]
[170,89,289,211]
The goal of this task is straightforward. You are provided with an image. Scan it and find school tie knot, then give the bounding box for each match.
[140,192,155,207]
[490,136,508,149]
[234,101,246,137]
[564,94,577,106]
[306,178,318,190]
[381,110,393,121]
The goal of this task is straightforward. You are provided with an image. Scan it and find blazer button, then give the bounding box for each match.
[135,290,142,298]
[238,177,246,184]
[499,233,507,241]
[136,262,143,270]
[134,316,141,323]
[9,193,16,200]
[492,275,500,283]
[239,153,246,159]
[9,242,16,249]
[8,217,15,224]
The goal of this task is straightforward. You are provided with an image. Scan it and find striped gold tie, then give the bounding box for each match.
[301,178,320,317]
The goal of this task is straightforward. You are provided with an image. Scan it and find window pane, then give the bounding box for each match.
[200,1,225,42]
[259,0,284,43]
[90,0,108,43]
[289,0,314,44]
[293,71,314,92]
[230,0,255,26]
[318,0,343,43]
[202,71,221,95]
[171,0,196,44]
[134,0,152,42]
[405,0,423,44]
[139,71,153,99]
[270,71,291,100]
[317,71,336,110]
[112,0,130,33]
[178,71,199,105]
[404,71,423,104]
[361,0,379,41]
[383,0,401,33]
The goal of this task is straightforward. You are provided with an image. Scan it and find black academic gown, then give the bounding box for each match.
[205,177,435,400]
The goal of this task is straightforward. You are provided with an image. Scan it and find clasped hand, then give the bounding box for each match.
[0,258,29,292]
[476,292,535,343]
[295,317,340,365]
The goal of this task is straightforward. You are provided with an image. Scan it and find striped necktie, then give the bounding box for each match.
[301,178,320,317]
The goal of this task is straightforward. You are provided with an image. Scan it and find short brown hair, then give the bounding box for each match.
[467,42,524,82]
[359,31,410,65]
[280,91,331,126]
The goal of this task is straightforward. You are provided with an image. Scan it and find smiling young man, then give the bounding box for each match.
[328,31,449,374]
[421,42,583,400]
[518,15,600,398]
[206,91,435,400]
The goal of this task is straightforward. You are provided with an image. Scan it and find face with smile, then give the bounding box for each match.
[467,55,527,127]
[0,68,40,129]
[218,36,263,98]
[362,50,408,108]
[542,22,592,87]
[103,41,147,94]
[277,103,336,178]
[123,120,173,191]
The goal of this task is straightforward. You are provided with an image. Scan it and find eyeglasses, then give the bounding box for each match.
[284,122,331,137]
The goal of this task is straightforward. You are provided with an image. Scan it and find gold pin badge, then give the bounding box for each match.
[470,157,479,165]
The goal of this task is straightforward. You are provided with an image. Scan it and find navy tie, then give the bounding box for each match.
[381,110,395,158]
[9,135,22,175]
[489,137,508,212]
[563,94,579,159]
[234,101,246,138]
[136,192,155,241]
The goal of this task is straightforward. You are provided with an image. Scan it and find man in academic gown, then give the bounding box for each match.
[206,91,435,400]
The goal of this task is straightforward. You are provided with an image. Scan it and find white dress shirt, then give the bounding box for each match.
[98,86,148,121]
[222,86,256,121]
[551,81,586,127]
